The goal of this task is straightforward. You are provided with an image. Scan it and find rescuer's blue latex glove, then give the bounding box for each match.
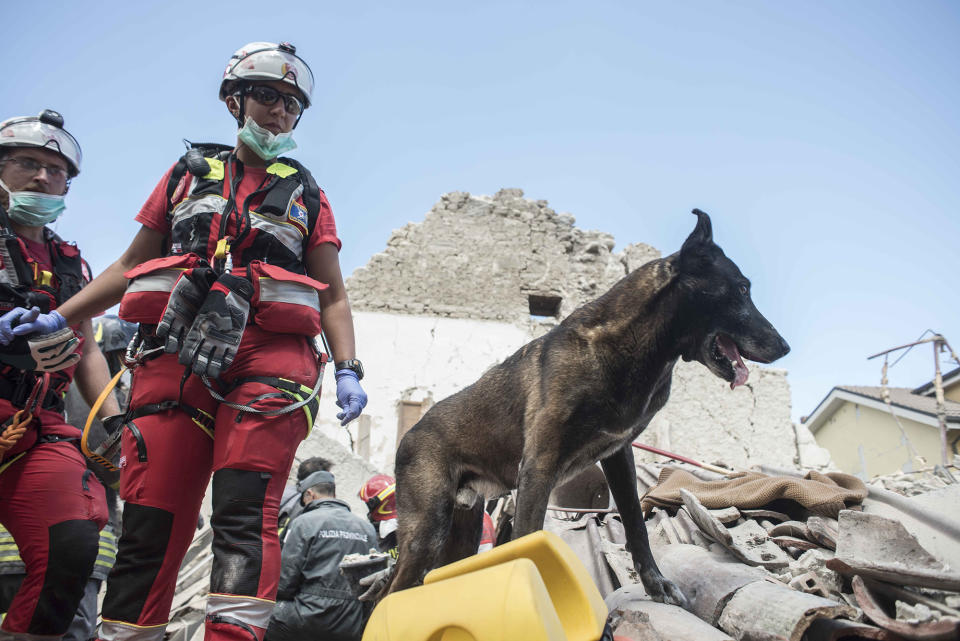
[0,307,38,345]
[335,369,367,426]
[11,308,66,340]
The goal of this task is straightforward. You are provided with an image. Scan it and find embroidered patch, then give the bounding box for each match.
[171,242,182,253]
[288,201,308,234]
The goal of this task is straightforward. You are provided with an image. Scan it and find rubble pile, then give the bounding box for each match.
[547,462,960,641]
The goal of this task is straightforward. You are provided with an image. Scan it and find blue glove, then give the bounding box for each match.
[335,369,368,426]
[11,309,66,339]
[0,307,40,345]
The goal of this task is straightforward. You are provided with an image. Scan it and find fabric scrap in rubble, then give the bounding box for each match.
[640,468,867,518]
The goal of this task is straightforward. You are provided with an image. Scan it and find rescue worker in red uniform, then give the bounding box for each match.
[11,42,368,641]
[0,110,114,637]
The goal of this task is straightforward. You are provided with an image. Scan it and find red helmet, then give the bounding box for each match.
[359,474,396,521]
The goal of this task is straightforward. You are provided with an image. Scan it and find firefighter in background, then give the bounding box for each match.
[359,474,398,558]
[0,111,115,636]
[9,42,367,640]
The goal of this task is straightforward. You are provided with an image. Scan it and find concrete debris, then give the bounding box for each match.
[710,506,743,524]
[773,536,820,553]
[769,521,810,539]
[740,508,792,523]
[717,579,856,641]
[564,462,959,641]
[805,516,839,551]
[680,489,793,569]
[852,576,960,641]
[896,601,942,623]
[607,600,734,641]
[803,617,899,640]
[657,544,770,625]
[828,510,960,591]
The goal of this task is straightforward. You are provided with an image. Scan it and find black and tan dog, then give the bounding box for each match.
[386,209,790,605]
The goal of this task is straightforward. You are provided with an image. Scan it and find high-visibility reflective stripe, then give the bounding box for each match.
[248,212,304,259]
[206,593,275,628]
[258,278,321,311]
[95,559,114,568]
[0,555,22,563]
[100,618,167,641]
[125,270,182,295]
[170,193,227,233]
[0,543,18,551]
[102,530,117,541]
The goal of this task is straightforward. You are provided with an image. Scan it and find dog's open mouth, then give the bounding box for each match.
[714,334,749,389]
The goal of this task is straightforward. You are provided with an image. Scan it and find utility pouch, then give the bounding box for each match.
[119,253,207,324]
[247,261,327,336]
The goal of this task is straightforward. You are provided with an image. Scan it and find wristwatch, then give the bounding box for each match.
[334,359,364,381]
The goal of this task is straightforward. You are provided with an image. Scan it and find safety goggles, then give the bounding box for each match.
[0,156,69,183]
[243,84,305,116]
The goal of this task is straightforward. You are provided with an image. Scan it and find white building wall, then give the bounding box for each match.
[311,311,538,472]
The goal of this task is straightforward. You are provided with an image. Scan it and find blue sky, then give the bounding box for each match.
[4,1,958,423]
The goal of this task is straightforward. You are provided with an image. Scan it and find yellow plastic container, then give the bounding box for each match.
[362,530,607,641]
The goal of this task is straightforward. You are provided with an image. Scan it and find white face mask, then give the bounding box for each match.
[378,518,398,539]
[0,177,66,226]
[236,116,297,160]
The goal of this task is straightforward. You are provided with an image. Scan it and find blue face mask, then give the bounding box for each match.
[237,117,297,160]
[0,177,66,226]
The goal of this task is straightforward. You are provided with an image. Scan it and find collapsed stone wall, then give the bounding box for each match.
[347,188,660,323]
[338,188,830,471]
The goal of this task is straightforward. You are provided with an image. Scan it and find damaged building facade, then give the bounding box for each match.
[302,188,830,475]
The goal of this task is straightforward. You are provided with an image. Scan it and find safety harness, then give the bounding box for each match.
[0,206,89,468]
[164,142,324,274]
[108,146,329,456]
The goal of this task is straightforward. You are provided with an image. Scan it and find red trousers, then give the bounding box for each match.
[100,326,319,641]
[0,423,108,636]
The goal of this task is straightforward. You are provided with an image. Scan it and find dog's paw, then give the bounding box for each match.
[641,571,690,610]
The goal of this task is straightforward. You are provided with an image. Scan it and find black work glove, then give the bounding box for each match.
[156,267,217,354]
[179,273,254,378]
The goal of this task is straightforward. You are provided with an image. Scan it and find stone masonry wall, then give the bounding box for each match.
[347,188,660,323]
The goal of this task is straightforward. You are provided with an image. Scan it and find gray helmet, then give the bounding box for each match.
[0,110,82,176]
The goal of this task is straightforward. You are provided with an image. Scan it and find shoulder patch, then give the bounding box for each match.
[288,200,309,234]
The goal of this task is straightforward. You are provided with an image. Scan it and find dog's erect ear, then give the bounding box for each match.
[683,209,713,248]
[679,209,714,271]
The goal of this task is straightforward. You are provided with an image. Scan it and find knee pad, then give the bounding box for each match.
[28,519,98,634]
[211,468,270,595]
[102,503,174,622]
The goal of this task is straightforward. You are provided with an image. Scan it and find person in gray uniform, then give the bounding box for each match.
[265,461,377,641]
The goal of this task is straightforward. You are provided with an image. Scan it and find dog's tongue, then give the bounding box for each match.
[717,335,749,389]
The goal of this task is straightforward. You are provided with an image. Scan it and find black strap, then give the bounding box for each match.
[276,157,322,256]
[0,371,65,413]
[127,399,215,435]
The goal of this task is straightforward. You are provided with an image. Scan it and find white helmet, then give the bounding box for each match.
[219,42,314,107]
[0,110,82,176]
